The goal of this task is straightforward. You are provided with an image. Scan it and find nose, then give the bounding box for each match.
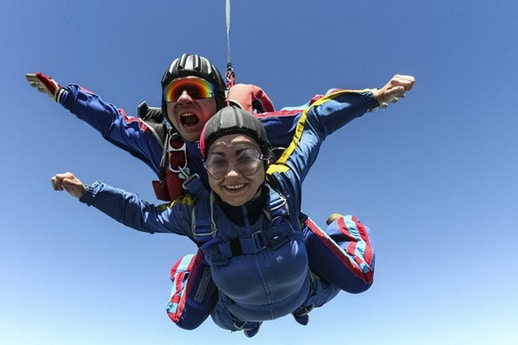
[224,162,241,178]
[176,90,193,104]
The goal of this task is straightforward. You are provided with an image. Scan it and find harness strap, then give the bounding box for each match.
[199,187,296,265]
[152,131,172,201]
[191,190,217,242]
[152,131,189,201]
[202,223,297,266]
[182,173,207,198]
[167,133,189,177]
[264,187,289,221]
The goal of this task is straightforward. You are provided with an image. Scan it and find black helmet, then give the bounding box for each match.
[161,53,226,112]
[200,106,271,158]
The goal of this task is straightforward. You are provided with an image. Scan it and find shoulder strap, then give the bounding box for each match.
[263,185,289,222]
[137,101,166,144]
[151,128,192,202]
[192,191,217,244]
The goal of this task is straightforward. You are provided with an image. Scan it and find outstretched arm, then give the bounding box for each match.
[269,74,416,186]
[50,172,192,235]
[26,72,164,174]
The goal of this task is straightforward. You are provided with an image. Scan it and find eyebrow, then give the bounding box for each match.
[208,146,259,157]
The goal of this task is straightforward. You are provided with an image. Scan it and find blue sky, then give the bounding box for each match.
[2,1,517,344]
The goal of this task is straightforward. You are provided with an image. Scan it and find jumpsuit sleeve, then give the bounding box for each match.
[59,84,163,174]
[258,89,379,151]
[268,89,379,186]
[79,181,192,236]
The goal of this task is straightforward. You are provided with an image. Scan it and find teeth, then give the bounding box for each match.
[180,112,199,126]
[225,184,244,190]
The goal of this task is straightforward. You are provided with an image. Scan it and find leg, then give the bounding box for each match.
[211,299,262,338]
[166,250,218,330]
[304,215,375,293]
[292,272,340,325]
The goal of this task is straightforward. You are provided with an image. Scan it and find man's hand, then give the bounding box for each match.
[373,74,415,108]
[26,72,65,103]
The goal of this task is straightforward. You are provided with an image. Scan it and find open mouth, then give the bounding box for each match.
[180,112,200,127]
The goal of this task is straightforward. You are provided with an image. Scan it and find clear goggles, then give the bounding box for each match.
[204,148,268,180]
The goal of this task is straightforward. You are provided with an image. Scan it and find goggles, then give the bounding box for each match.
[204,148,268,180]
[164,77,215,103]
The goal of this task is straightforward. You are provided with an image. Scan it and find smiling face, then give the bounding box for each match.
[206,134,266,207]
[165,76,218,142]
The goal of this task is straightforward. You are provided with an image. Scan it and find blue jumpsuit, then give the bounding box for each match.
[78,91,376,329]
[59,84,378,329]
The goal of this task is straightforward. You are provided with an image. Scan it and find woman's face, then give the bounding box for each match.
[205,134,265,207]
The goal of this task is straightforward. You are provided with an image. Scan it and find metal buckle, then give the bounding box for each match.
[181,173,200,190]
[192,225,217,239]
[251,230,268,250]
[167,139,188,173]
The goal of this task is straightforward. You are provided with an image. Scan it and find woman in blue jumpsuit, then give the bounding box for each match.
[51,106,376,337]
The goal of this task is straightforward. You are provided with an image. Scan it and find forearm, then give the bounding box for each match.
[79,182,175,234]
[60,84,163,173]
[308,89,379,139]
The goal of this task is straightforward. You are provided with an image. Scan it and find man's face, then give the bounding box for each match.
[165,76,218,142]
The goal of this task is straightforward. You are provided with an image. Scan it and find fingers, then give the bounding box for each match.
[25,74,40,88]
[51,172,76,190]
[51,172,86,199]
[379,85,405,105]
[51,173,67,191]
[390,74,415,91]
[26,73,47,94]
[25,73,36,82]
[375,75,415,105]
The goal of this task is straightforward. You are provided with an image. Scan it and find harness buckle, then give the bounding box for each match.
[181,173,201,190]
[192,224,216,239]
[251,230,268,250]
[168,138,188,174]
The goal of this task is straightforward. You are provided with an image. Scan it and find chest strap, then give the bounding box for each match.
[198,187,298,265]
[201,221,297,266]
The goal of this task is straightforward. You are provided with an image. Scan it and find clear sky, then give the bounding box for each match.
[2,1,517,344]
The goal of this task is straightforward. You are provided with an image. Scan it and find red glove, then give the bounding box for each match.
[25,72,65,102]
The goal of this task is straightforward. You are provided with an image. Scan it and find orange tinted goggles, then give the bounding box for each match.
[164,77,215,102]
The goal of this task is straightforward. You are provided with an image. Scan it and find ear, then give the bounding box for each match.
[264,150,274,167]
